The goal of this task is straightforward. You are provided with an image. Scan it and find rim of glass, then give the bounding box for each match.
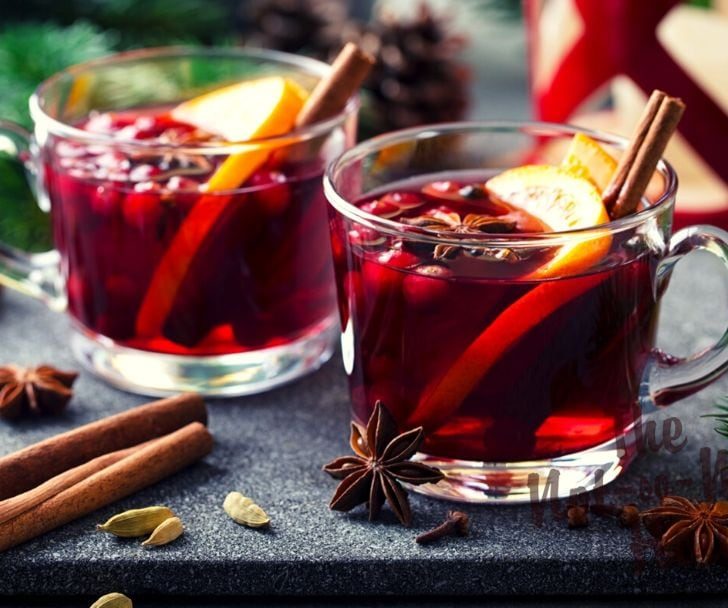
[324,121,678,245]
[29,46,359,154]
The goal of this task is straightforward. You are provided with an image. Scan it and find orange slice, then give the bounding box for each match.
[561,132,618,194]
[485,165,611,280]
[173,77,308,191]
[135,77,307,338]
[172,76,307,143]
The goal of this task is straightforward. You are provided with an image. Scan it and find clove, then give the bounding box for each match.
[567,505,589,529]
[589,503,640,527]
[416,511,470,545]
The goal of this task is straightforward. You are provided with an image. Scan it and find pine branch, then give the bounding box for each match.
[0,0,233,48]
[0,154,52,252]
[0,21,115,128]
[0,22,113,251]
[703,396,728,439]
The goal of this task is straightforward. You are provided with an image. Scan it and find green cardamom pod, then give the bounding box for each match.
[97,506,175,538]
[223,491,270,528]
[142,516,184,548]
[89,592,133,608]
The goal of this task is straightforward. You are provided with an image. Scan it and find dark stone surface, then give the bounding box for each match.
[0,251,727,599]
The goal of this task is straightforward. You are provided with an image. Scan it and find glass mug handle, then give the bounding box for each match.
[643,225,728,409]
[0,120,65,310]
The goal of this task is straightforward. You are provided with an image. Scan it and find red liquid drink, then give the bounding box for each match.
[45,108,336,355]
[330,177,660,463]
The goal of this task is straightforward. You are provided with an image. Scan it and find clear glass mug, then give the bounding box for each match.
[324,122,728,503]
[0,47,358,396]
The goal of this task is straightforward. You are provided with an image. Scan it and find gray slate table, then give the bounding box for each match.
[0,251,727,600]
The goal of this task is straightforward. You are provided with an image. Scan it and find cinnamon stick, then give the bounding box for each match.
[602,90,665,211]
[604,90,685,219]
[294,42,375,128]
[0,422,212,553]
[0,440,154,526]
[0,393,206,500]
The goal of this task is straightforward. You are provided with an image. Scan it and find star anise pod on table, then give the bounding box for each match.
[323,402,444,526]
[0,364,78,420]
[401,210,516,260]
[641,496,728,565]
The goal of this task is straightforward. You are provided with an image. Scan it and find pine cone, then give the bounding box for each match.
[348,4,470,133]
[241,0,351,60]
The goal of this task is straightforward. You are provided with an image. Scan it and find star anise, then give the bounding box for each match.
[323,401,444,526]
[401,210,516,259]
[0,364,78,420]
[641,496,728,565]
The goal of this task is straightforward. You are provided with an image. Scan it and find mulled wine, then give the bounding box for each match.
[330,175,659,463]
[45,107,336,355]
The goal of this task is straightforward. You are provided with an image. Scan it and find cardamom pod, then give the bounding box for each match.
[223,491,270,528]
[97,506,175,538]
[90,592,133,608]
[142,516,184,548]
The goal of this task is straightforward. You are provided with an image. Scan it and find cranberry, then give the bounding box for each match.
[249,170,291,215]
[123,191,161,231]
[84,112,135,134]
[379,191,423,210]
[165,176,200,191]
[363,249,419,294]
[403,265,452,309]
[422,180,460,198]
[129,164,161,182]
[55,141,86,158]
[348,225,385,248]
[116,125,141,140]
[360,199,400,218]
[376,248,420,269]
[134,180,163,194]
[66,160,97,181]
[422,180,512,216]
[105,274,139,302]
[132,115,165,138]
[95,151,128,169]
[90,184,122,218]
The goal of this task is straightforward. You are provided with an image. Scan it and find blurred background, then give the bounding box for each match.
[0,0,725,251]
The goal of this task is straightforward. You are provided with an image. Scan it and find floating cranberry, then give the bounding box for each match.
[123,191,162,231]
[83,112,134,134]
[95,151,128,169]
[116,125,140,140]
[422,180,460,199]
[403,264,453,309]
[377,248,420,269]
[348,225,385,248]
[132,115,164,139]
[423,180,512,216]
[105,274,139,302]
[363,249,420,294]
[360,199,400,218]
[249,170,291,215]
[130,163,161,182]
[55,141,87,158]
[163,176,200,211]
[165,176,200,191]
[134,180,162,194]
[90,184,122,218]
[378,191,423,210]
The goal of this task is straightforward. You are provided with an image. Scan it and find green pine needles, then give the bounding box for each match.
[0,21,115,128]
[704,396,728,439]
